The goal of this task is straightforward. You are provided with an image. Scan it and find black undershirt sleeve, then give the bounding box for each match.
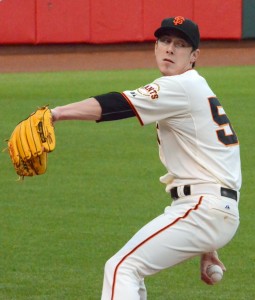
[94,92,135,122]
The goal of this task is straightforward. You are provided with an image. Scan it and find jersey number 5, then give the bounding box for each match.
[208,97,238,146]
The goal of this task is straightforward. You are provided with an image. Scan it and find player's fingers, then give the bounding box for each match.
[218,263,226,272]
[200,263,212,285]
[201,272,214,285]
[211,258,226,272]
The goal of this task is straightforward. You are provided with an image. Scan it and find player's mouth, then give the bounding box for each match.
[163,58,174,64]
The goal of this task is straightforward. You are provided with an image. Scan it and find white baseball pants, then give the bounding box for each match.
[101,194,239,300]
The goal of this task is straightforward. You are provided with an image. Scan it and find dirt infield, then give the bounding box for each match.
[0,40,254,73]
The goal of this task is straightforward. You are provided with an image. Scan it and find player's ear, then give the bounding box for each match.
[190,49,200,64]
[155,40,159,56]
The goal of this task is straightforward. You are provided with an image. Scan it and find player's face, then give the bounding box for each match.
[155,34,200,76]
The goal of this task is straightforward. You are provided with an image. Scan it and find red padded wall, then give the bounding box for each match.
[90,0,143,43]
[194,0,242,39]
[0,0,35,44]
[36,0,91,44]
[143,0,194,40]
[0,0,244,44]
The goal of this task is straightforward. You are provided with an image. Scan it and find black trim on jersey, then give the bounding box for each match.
[95,92,135,122]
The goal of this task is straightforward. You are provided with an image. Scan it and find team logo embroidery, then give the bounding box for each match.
[137,83,160,100]
[173,16,185,26]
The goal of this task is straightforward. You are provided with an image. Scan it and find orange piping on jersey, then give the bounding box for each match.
[110,196,204,300]
[121,92,144,126]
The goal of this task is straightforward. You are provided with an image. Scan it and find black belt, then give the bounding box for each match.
[170,185,237,201]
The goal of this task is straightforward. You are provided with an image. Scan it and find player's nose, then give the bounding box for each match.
[166,42,174,54]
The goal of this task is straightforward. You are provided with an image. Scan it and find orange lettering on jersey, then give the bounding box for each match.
[145,86,155,93]
[137,83,160,100]
[145,85,159,100]
[173,16,185,26]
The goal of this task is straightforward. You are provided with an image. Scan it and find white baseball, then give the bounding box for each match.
[206,265,223,283]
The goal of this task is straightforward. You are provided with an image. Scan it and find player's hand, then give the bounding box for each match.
[50,108,58,122]
[200,251,226,285]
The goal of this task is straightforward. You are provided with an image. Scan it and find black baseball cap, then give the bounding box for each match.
[154,16,200,49]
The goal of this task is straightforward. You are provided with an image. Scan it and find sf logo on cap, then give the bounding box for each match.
[173,16,185,26]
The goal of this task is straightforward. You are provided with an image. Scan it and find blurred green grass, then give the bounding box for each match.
[1,66,254,299]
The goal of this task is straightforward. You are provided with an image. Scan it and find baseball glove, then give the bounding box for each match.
[7,106,55,179]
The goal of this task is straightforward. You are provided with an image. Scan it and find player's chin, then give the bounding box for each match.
[158,64,177,76]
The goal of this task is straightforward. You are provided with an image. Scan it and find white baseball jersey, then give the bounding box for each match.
[122,69,241,192]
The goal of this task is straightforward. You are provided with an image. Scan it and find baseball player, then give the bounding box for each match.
[51,16,241,300]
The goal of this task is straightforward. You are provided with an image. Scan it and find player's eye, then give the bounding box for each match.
[174,40,187,48]
[158,36,171,45]
[158,36,190,48]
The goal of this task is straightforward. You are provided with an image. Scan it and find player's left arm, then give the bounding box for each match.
[52,93,135,123]
[52,98,102,122]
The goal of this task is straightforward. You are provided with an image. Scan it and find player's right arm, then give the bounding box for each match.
[200,251,226,285]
